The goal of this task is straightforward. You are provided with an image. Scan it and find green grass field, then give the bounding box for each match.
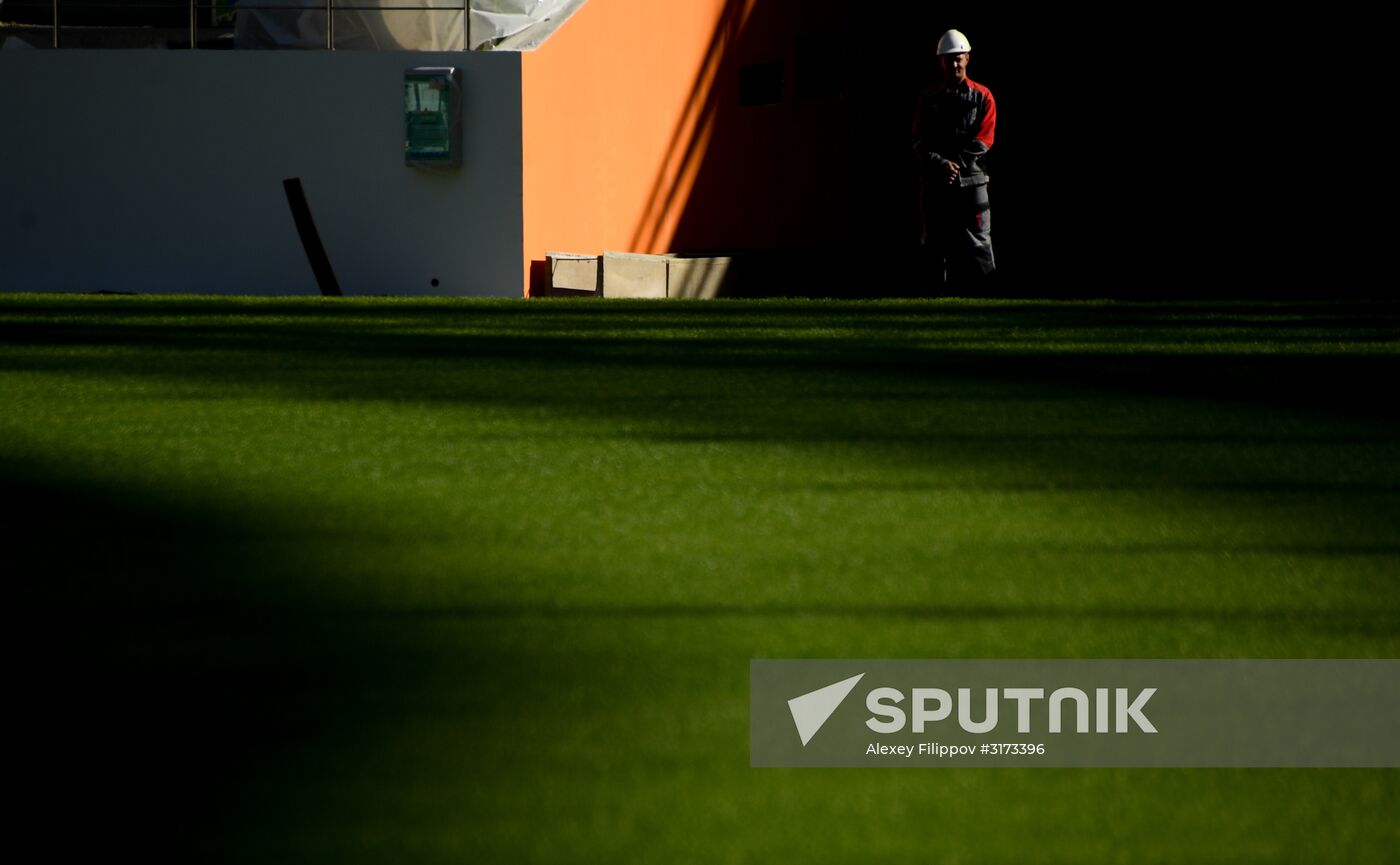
[5,295,1399,863]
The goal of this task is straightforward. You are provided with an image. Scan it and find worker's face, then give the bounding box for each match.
[941,51,969,83]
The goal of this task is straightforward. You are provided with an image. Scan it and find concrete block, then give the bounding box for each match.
[667,256,734,299]
[602,252,668,299]
[545,252,599,297]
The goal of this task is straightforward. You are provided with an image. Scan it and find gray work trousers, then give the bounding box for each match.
[922,181,995,290]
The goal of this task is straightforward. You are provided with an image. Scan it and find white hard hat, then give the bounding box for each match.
[937,29,971,55]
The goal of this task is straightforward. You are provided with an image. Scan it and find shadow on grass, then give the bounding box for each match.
[6,458,437,861]
[2,299,1399,427]
[5,298,1400,859]
[10,448,1398,856]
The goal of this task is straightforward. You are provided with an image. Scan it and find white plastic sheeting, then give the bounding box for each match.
[233,0,584,51]
[472,0,586,50]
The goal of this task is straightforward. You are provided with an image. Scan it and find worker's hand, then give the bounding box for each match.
[942,160,960,185]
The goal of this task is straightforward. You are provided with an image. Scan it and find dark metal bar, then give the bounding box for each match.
[282,177,343,297]
[189,0,195,49]
[12,3,461,12]
[52,0,60,49]
[326,0,333,50]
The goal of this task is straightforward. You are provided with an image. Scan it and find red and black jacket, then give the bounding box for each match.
[912,77,996,188]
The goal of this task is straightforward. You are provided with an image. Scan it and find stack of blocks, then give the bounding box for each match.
[545,252,736,298]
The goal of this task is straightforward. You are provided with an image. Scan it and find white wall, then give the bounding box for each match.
[0,50,523,296]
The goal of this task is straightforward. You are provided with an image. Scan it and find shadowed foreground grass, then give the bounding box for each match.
[4,296,1399,863]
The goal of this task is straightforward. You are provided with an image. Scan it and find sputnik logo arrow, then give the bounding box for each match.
[788,673,865,746]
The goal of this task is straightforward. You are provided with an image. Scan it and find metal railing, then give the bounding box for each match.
[0,2,470,50]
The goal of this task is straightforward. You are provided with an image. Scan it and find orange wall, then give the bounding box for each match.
[520,0,751,295]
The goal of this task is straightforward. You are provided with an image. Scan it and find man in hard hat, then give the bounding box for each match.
[912,28,997,291]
